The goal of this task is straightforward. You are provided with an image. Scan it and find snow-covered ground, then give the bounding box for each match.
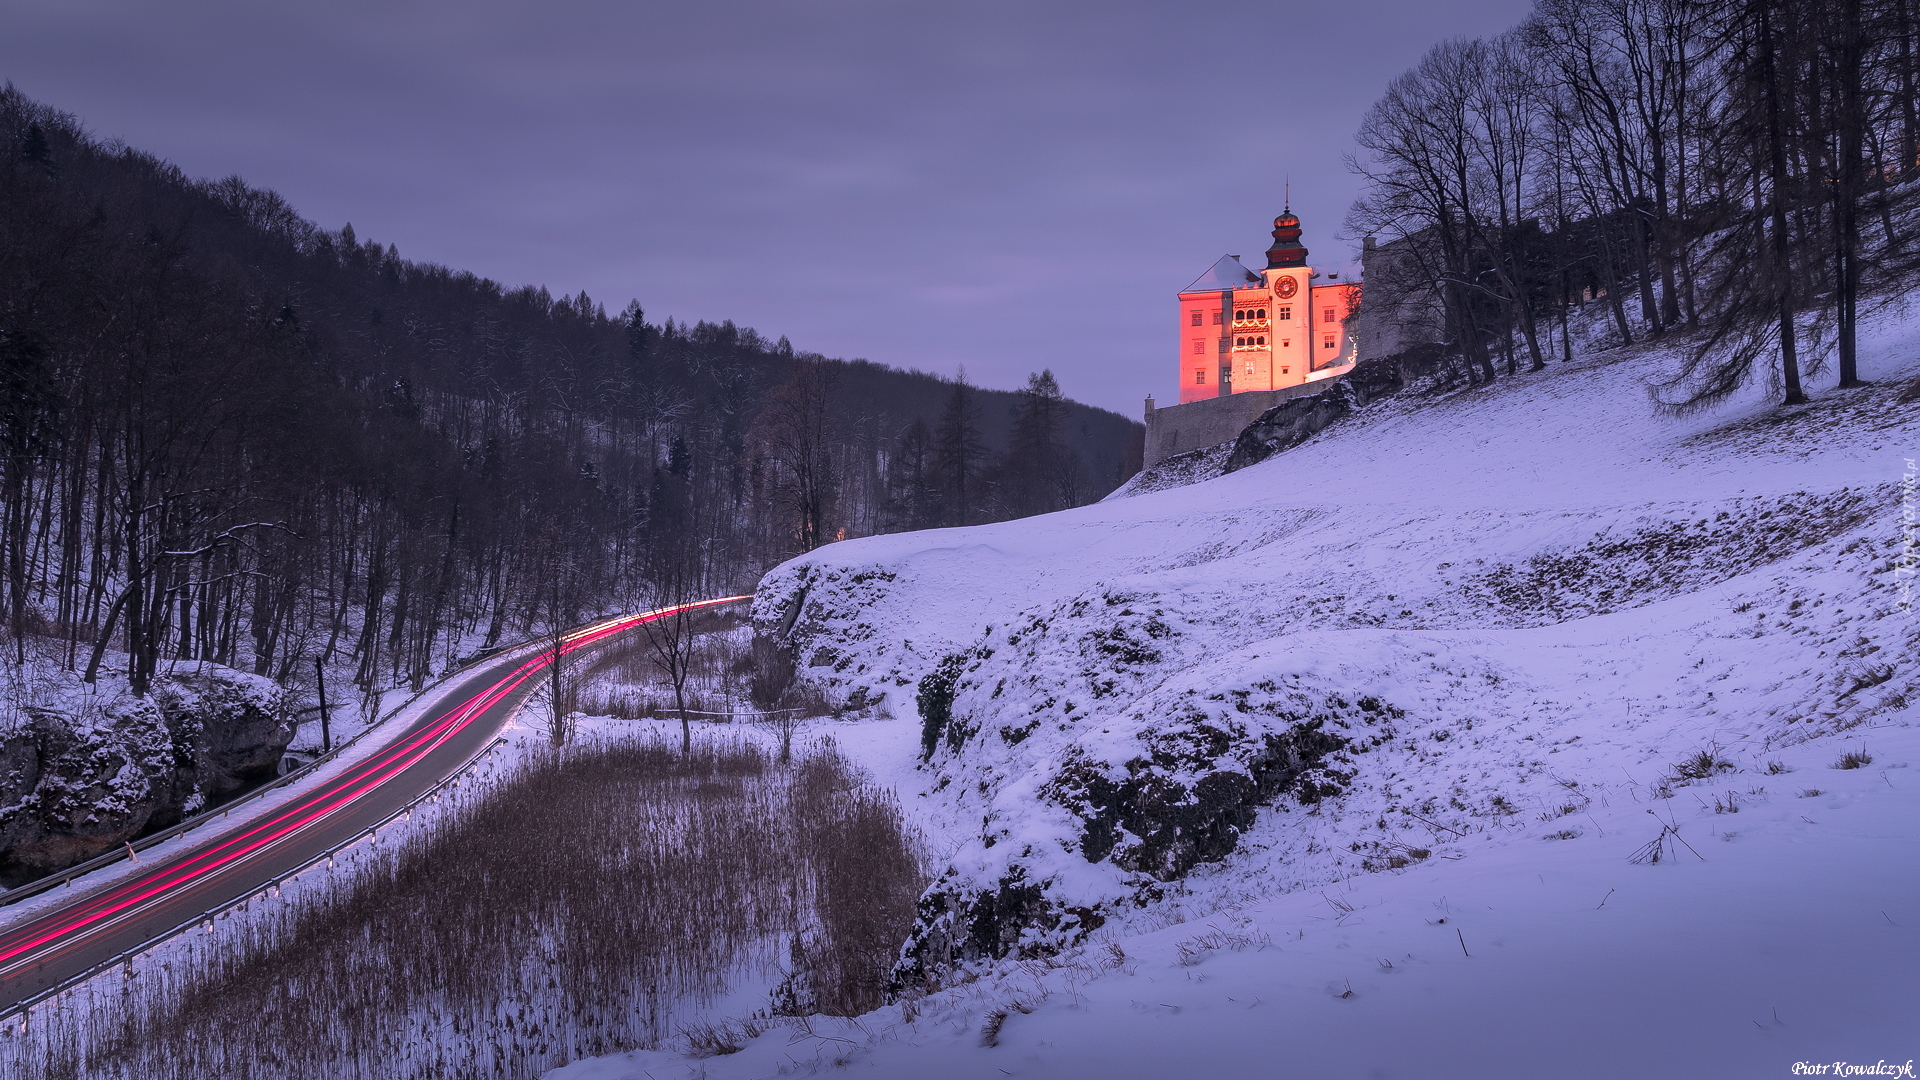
[553,308,1920,1079]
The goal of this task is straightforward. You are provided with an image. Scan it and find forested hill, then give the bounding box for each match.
[0,86,1141,700]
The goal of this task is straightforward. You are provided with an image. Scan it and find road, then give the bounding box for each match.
[0,597,746,1016]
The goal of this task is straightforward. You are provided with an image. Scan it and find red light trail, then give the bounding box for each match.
[0,596,747,1008]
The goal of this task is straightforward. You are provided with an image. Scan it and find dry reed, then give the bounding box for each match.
[16,733,925,1080]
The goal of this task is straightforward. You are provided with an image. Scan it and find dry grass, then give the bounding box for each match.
[1671,746,1734,782]
[24,733,926,1080]
[570,619,746,720]
[1173,924,1271,966]
[1839,664,1895,700]
[569,625,840,727]
[1627,811,1704,865]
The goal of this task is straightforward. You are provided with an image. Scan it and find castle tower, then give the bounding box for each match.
[1266,211,1307,268]
[1174,210,1358,405]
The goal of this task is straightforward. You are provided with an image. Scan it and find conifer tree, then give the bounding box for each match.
[932,376,985,527]
[1003,370,1068,518]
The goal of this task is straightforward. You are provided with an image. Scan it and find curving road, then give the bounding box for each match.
[0,597,747,1016]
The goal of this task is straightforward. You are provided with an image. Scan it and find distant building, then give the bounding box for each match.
[1354,231,1445,363]
[1143,211,1360,467]
[1175,211,1360,404]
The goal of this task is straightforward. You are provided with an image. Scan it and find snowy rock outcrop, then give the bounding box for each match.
[895,631,1400,981]
[0,694,174,885]
[150,668,300,815]
[0,664,295,885]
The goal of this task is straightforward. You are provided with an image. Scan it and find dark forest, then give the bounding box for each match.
[0,86,1142,703]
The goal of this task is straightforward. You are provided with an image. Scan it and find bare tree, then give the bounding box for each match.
[1652,0,1816,410]
[1348,0,1920,416]
[752,359,839,554]
[636,497,711,754]
[544,575,574,748]
[1350,38,1502,385]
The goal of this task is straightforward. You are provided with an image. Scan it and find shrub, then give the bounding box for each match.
[747,633,797,710]
[1840,664,1895,699]
[1672,747,1733,781]
[916,654,967,761]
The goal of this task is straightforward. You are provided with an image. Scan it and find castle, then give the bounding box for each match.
[1144,211,1361,466]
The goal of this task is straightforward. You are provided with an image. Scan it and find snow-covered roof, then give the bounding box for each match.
[1181,255,1261,293]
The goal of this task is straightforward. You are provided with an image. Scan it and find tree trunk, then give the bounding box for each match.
[1758,0,1808,406]
[1833,0,1865,388]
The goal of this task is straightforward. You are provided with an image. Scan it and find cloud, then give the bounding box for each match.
[0,0,1531,413]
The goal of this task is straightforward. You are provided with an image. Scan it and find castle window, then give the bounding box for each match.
[1195,369,1207,384]
[1282,367,1290,374]
[1235,337,1245,347]
[1193,340,1204,354]
[1323,307,1336,323]
[1257,336,1265,345]
[1256,309,1266,319]
[1278,306,1292,321]
[1212,311,1223,324]
[1219,338,1229,352]
[1282,339,1291,347]
[1245,361,1255,375]
[1191,311,1202,326]
[1322,335,1336,348]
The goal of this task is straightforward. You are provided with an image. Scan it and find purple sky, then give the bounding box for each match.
[0,0,1531,416]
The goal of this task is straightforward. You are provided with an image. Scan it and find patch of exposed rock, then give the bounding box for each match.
[1223,358,1405,473]
[891,608,1403,986]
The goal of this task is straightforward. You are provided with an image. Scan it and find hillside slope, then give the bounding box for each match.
[566,306,1920,1078]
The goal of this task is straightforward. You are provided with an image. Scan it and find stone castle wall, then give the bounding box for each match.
[1143,369,1349,468]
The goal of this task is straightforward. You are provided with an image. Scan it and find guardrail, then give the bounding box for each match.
[1,733,516,1022]
[0,634,555,909]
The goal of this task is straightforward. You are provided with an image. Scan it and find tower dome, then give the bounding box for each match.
[1266,212,1308,268]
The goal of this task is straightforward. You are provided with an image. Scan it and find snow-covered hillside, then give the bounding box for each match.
[562,309,1920,1079]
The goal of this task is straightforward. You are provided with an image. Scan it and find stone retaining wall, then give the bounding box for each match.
[1143,366,1351,468]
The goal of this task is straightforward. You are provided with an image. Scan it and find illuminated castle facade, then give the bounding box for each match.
[1175,211,1359,404]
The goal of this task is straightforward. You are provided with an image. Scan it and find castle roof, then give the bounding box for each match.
[1181,255,1262,293]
